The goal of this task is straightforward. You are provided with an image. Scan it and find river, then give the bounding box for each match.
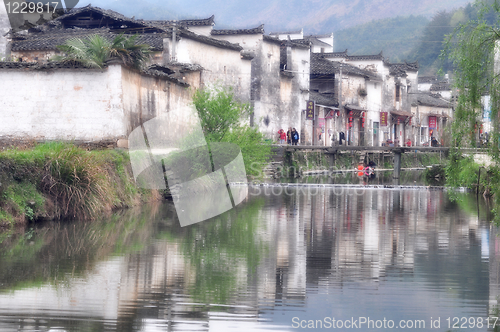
[0,172,497,331]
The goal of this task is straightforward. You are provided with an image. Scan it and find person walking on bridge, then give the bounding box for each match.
[292,128,299,145]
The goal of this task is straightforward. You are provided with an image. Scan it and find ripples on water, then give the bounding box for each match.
[0,185,497,331]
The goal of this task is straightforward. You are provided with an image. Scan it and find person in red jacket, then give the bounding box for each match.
[278,129,286,144]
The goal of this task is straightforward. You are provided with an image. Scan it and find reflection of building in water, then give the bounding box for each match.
[0,187,492,331]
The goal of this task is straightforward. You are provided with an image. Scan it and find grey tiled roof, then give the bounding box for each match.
[0,61,191,85]
[48,5,149,29]
[388,61,419,76]
[311,54,380,80]
[0,61,98,69]
[302,36,331,47]
[306,33,333,39]
[262,35,309,49]
[262,35,281,45]
[268,29,302,35]
[166,62,204,72]
[211,24,264,35]
[142,65,189,86]
[177,27,242,51]
[321,50,348,58]
[309,91,338,107]
[11,28,164,52]
[416,93,450,108]
[418,76,438,84]
[347,51,384,61]
[144,15,215,30]
[430,82,451,91]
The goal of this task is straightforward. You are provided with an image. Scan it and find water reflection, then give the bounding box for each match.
[0,186,497,331]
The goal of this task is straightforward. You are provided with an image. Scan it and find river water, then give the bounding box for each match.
[0,174,498,331]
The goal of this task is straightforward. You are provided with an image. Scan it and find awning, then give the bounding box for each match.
[345,104,367,118]
[427,113,449,118]
[390,109,413,125]
[390,110,412,117]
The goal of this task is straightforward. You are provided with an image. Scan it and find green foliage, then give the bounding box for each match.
[54,34,152,69]
[180,198,266,304]
[408,1,498,75]
[442,0,500,156]
[409,11,455,74]
[193,87,250,142]
[192,87,271,176]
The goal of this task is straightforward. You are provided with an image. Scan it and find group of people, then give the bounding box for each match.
[358,160,377,180]
[278,128,300,145]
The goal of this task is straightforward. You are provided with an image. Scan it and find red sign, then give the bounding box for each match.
[306,100,315,120]
[380,112,388,126]
[428,116,437,129]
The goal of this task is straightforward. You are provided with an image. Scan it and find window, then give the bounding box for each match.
[395,85,400,102]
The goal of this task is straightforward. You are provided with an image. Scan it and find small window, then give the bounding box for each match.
[395,85,400,102]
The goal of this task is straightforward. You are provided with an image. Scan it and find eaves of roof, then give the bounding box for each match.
[48,5,148,28]
[0,61,101,70]
[416,93,450,108]
[262,35,309,49]
[347,52,384,61]
[268,29,303,35]
[177,27,242,51]
[144,15,215,29]
[211,24,264,35]
[303,37,331,47]
[309,91,338,107]
[430,82,451,91]
[311,54,381,81]
[317,50,348,58]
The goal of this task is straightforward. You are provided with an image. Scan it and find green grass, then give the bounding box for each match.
[0,142,151,226]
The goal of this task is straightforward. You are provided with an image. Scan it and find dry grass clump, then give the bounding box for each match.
[0,142,150,225]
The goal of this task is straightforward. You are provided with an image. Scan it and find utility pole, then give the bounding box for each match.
[338,64,343,144]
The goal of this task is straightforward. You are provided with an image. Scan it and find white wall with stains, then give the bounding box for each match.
[0,64,194,141]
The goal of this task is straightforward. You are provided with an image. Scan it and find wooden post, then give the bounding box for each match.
[393,150,402,179]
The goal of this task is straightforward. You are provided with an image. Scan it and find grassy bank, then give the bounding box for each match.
[0,142,159,227]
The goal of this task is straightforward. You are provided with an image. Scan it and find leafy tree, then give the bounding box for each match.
[442,0,500,223]
[54,34,152,69]
[409,11,455,74]
[192,87,272,176]
[442,0,500,152]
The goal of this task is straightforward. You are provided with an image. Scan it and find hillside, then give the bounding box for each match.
[333,15,429,63]
[80,0,472,33]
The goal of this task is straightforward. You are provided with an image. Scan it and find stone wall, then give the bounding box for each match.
[0,63,193,142]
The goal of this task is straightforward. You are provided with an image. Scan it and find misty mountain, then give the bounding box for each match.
[334,15,429,62]
[80,0,472,34]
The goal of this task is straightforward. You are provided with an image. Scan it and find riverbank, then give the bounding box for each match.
[0,142,161,227]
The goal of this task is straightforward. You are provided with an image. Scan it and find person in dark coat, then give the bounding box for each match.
[292,128,299,145]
